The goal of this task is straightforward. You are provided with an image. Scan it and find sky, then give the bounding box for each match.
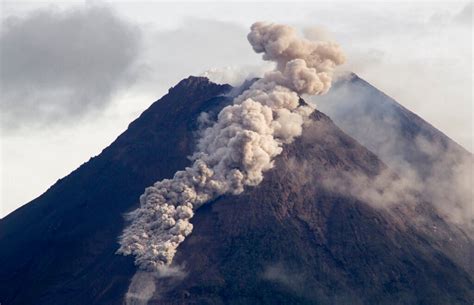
[0,0,472,217]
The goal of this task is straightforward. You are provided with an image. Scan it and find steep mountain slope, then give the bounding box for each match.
[315,73,473,272]
[0,76,472,305]
[315,73,471,172]
[150,107,473,305]
[0,77,232,305]
[315,73,472,227]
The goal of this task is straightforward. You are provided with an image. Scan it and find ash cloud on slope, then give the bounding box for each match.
[117,22,345,271]
[312,75,473,229]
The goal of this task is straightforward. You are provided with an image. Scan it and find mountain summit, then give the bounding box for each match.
[0,76,472,305]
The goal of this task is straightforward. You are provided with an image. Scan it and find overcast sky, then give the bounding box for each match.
[0,0,472,217]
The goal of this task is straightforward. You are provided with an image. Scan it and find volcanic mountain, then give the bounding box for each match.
[0,75,472,305]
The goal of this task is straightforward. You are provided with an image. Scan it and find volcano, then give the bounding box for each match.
[0,75,472,305]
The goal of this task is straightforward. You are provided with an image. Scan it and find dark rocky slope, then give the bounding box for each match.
[0,76,472,305]
[152,108,473,305]
[0,77,231,305]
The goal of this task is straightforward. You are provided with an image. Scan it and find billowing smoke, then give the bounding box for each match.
[117,22,345,271]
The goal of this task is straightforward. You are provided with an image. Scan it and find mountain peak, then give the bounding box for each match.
[1,76,472,305]
[173,75,211,89]
[168,75,231,96]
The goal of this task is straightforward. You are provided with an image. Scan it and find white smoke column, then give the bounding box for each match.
[117,22,345,271]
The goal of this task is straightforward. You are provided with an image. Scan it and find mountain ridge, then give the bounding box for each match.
[0,75,472,305]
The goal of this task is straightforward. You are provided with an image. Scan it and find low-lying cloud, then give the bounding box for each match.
[454,2,472,26]
[201,64,272,87]
[0,5,142,131]
[313,76,473,229]
[262,263,308,296]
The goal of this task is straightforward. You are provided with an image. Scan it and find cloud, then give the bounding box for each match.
[261,262,366,304]
[0,5,142,131]
[313,77,473,229]
[262,263,306,293]
[454,2,472,26]
[200,64,272,87]
[138,18,263,89]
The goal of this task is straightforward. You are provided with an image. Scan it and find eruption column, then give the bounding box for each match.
[117,22,345,271]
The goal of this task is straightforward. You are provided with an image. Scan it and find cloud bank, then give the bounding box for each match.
[0,5,141,131]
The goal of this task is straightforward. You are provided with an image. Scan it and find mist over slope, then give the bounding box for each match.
[315,73,473,229]
[0,76,472,305]
[314,73,473,275]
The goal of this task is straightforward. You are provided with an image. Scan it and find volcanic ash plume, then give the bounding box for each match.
[117,22,345,271]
